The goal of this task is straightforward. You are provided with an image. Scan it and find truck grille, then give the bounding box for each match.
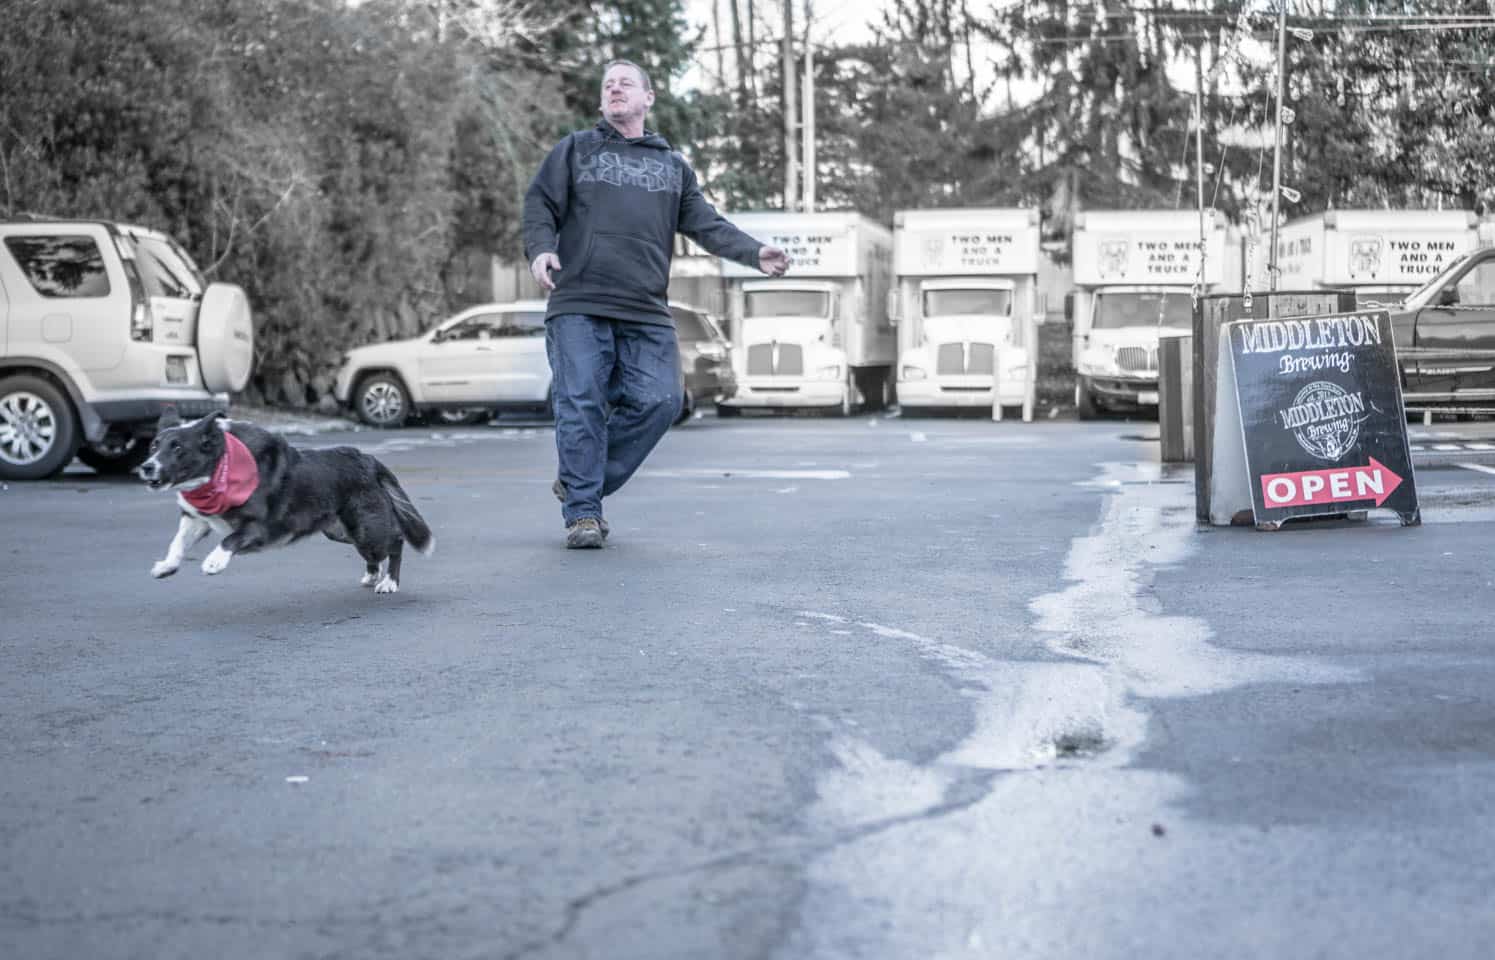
[1117,346,1158,373]
[935,342,996,376]
[746,342,803,376]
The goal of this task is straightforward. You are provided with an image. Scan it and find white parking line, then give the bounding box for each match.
[640,468,851,480]
[1458,463,1495,477]
[1468,442,1495,451]
[1433,443,1463,451]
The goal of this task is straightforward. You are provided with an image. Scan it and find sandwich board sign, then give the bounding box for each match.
[1210,309,1419,529]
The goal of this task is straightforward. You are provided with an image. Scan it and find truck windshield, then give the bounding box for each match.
[1092,291,1192,329]
[922,289,1012,317]
[745,290,830,318]
[1401,253,1471,311]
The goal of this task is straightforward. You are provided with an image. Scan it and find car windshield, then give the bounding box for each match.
[1092,290,1193,330]
[745,290,830,318]
[923,288,1012,317]
[130,234,204,299]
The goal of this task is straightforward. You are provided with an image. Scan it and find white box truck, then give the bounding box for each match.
[1258,209,1478,307]
[1070,209,1240,419]
[890,208,1042,415]
[717,211,893,416]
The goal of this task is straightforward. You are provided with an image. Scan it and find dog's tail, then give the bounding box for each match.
[376,462,434,556]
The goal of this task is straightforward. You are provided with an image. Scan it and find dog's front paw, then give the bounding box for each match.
[360,571,379,587]
[201,547,233,575]
[151,560,179,579]
[374,575,399,595]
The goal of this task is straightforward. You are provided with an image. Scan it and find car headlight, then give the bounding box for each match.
[696,341,726,361]
[816,364,842,381]
[901,365,927,381]
[1078,346,1119,377]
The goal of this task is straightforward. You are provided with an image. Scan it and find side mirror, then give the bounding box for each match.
[1064,292,1075,322]
[1439,286,1460,307]
[885,289,900,327]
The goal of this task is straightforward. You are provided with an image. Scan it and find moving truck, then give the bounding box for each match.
[1070,209,1239,418]
[717,212,893,415]
[890,208,1042,415]
[1261,209,1478,308]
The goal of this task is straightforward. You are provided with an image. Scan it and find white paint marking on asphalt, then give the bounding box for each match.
[1466,442,1495,451]
[286,776,309,784]
[1433,443,1462,451]
[910,432,927,443]
[640,468,850,480]
[775,486,800,494]
[1459,463,1495,476]
[1409,444,1425,451]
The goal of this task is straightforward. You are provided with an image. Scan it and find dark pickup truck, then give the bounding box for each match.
[1390,245,1495,409]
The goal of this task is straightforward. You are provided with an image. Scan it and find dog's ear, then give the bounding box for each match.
[157,406,181,430]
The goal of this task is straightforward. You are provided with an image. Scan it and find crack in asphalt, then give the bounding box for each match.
[498,768,1000,960]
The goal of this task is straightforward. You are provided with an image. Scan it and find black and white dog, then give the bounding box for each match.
[135,410,433,594]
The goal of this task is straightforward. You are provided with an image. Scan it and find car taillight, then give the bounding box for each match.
[131,299,154,341]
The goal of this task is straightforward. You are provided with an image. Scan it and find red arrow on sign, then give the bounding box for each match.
[1260,457,1405,509]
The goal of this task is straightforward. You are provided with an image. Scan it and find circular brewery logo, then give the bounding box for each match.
[1286,380,1362,461]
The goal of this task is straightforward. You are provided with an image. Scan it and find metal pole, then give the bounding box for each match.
[782,0,798,212]
[1268,4,1287,291]
[803,13,815,212]
[1195,43,1207,296]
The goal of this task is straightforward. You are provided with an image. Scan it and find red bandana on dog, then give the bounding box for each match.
[181,431,259,515]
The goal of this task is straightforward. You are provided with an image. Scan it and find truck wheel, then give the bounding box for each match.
[840,376,855,417]
[674,388,694,426]
[715,403,740,418]
[77,434,151,474]
[0,375,80,480]
[355,373,410,428]
[1076,380,1099,421]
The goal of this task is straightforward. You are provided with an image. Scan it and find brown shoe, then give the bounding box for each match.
[555,479,608,539]
[565,517,605,549]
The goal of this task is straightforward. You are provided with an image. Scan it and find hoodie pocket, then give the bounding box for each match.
[584,232,669,299]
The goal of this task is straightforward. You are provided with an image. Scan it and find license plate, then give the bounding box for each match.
[1138,390,1159,405]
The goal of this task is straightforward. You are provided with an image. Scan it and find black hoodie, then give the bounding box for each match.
[522,121,764,326]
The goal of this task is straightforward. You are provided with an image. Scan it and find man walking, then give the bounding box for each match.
[523,59,789,549]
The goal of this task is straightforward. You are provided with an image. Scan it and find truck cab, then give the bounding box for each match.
[1072,285,1194,417]
[1390,246,1495,408]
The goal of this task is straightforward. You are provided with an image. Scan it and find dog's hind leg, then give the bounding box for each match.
[381,539,405,594]
[153,513,210,579]
[360,559,383,588]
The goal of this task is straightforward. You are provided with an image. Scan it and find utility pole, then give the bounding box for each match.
[802,3,815,213]
[1268,3,1287,291]
[782,0,798,212]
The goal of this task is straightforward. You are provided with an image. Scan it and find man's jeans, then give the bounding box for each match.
[546,314,682,525]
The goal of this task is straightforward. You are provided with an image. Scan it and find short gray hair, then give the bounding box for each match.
[602,59,653,92]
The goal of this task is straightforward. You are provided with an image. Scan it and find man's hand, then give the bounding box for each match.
[531,252,562,291]
[758,245,790,277]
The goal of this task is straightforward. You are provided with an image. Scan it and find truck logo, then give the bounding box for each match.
[1278,380,1368,461]
[1348,236,1383,279]
[1098,239,1130,279]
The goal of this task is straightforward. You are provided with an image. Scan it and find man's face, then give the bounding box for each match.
[600,64,654,127]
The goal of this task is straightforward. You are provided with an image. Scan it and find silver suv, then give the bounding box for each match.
[0,219,254,480]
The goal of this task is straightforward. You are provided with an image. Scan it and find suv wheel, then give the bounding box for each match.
[356,374,410,428]
[77,434,151,475]
[0,375,80,480]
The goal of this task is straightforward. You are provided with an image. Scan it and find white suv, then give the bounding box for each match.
[0,219,254,479]
[335,300,551,427]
